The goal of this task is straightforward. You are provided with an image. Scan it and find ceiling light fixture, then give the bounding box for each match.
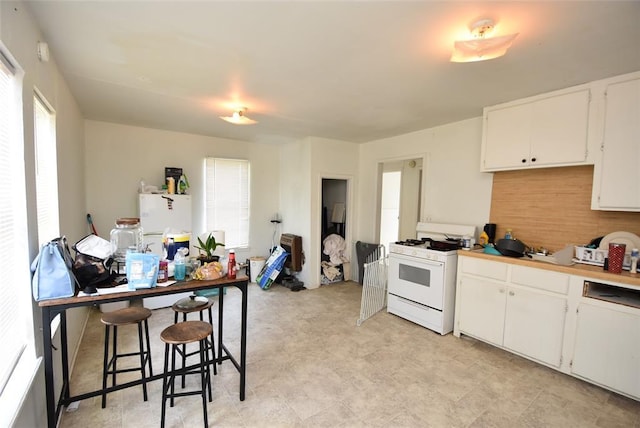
[450,19,518,63]
[220,107,257,125]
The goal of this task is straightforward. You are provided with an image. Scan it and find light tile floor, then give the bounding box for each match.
[60,281,640,427]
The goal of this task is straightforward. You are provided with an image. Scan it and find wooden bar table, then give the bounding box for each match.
[38,275,249,428]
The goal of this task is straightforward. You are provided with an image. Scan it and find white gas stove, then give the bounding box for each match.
[387,222,476,335]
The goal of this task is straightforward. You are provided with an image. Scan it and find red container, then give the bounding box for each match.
[608,243,626,274]
[158,260,168,282]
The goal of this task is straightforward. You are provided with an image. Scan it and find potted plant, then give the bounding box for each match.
[195,233,225,264]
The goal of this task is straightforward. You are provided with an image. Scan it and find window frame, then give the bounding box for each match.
[204,157,251,249]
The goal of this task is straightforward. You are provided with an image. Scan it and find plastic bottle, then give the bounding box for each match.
[478,231,489,246]
[227,249,236,279]
[167,177,175,194]
[631,248,639,274]
[174,248,187,281]
[158,260,168,283]
[505,228,513,240]
[178,174,189,195]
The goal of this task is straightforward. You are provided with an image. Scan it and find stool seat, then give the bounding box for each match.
[161,321,212,345]
[172,297,214,315]
[101,307,152,326]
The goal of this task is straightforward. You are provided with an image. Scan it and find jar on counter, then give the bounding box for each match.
[110,218,144,263]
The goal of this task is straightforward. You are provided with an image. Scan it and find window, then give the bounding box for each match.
[204,158,250,249]
[34,91,59,245]
[0,50,34,425]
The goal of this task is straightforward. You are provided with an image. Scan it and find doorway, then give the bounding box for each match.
[320,178,349,284]
[378,158,423,251]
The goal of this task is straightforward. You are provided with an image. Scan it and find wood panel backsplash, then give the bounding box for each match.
[490,165,640,252]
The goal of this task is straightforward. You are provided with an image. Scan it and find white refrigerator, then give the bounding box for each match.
[139,193,193,309]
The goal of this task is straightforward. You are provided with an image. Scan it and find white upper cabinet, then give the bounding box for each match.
[481,88,591,172]
[592,74,640,211]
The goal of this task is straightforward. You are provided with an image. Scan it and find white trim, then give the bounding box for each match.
[0,356,42,428]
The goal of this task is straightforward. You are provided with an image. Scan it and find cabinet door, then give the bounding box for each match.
[457,276,507,346]
[482,89,590,171]
[503,287,567,367]
[530,89,589,166]
[572,302,640,399]
[597,78,640,210]
[483,103,532,170]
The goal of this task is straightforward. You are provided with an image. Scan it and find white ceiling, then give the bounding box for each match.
[25,1,640,144]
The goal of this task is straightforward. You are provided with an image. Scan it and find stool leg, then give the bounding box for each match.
[170,344,176,407]
[160,343,170,428]
[208,307,217,376]
[144,318,153,376]
[181,313,187,388]
[112,325,118,387]
[137,321,148,402]
[199,339,209,427]
[101,325,110,408]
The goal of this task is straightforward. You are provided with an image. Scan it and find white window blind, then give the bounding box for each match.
[205,158,250,249]
[0,51,33,409]
[34,91,59,245]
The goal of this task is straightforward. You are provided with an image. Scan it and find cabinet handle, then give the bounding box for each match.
[521,159,526,163]
[531,157,537,162]
[499,288,505,293]
[509,291,515,296]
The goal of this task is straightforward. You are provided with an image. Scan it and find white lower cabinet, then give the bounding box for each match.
[455,254,640,401]
[458,276,506,346]
[455,258,568,368]
[572,301,640,399]
[456,257,569,367]
[503,286,566,367]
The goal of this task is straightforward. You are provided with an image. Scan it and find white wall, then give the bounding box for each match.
[84,121,280,263]
[278,137,359,288]
[278,139,312,284]
[2,2,88,426]
[310,137,359,286]
[356,117,493,242]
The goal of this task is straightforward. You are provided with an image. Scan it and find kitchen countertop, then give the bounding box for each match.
[458,249,640,288]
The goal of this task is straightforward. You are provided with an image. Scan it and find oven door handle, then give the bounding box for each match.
[389,252,444,268]
[394,295,432,310]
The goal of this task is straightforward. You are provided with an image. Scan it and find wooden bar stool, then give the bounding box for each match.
[171,295,217,385]
[100,306,153,408]
[160,321,213,428]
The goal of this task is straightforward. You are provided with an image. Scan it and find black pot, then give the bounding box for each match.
[198,255,220,265]
[495,239,526,258]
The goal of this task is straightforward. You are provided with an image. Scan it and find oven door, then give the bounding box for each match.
[388,253,445,310]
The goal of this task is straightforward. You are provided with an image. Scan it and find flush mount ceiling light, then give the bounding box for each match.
[219,107,258,125]
[450,18,518,63]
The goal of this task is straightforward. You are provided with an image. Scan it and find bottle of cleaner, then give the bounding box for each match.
[227,249,237,279]
[631,248,639,274]
[178,174,189,194]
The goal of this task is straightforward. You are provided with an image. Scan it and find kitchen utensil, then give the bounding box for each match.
[424,238,460,251]
[598,231,640,253]
[530,245,575,266]
[495,238,526,257]
[483,244,501,255]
